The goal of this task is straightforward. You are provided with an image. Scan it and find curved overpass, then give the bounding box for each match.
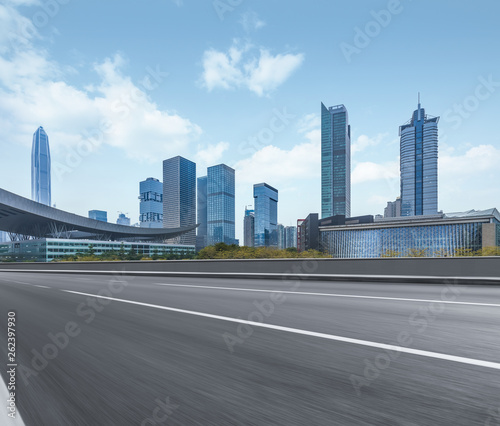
[0,187,197,241]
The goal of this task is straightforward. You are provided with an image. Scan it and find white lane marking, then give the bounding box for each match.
[153,282,500,308]
[61,289,500,371]
[32,285,51,289]
[1,375,26,426]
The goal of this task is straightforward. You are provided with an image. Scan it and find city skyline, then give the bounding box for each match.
[0,1,499,244]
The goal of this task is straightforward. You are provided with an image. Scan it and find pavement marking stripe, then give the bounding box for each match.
[153,282,500,308]
[61,289,500,371]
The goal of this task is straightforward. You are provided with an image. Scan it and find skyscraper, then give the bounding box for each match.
[277,224,286,249]
[383,197,402,218]
[399,98,439,216]
[31,126,51,206]
[196,176,208,250]
[207,164,235,245]
[163,156,196,245]
[243,207,255,247]
[139,178,163,228]
[285,226,297,249]
[254,183,278,247]
[89,210,108,222]
[116,213,131,226]
[321,103,351,218]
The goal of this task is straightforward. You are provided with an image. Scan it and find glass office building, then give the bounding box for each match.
[243,207,255,247]
[88,210,108,222]
[285,226,297,249]
[207,164,235,245]
[400,100,439,216]
[320,209,500,258]
[254,183,278,247]
[163,156,196,245]
[139,178,163,228]
[0,239,195,262]
[31,126,51,206]
[196,176,208,250]
[321,103,351,219]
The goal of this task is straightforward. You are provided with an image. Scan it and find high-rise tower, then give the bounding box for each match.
[399,97,439,216]
[253,183,278,247]
[321,103,351,219]
[31,126,51,206]
[163,156,196,245]
[207,164,235,245]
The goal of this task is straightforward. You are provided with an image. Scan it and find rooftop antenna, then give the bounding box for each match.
[417,92,421,121]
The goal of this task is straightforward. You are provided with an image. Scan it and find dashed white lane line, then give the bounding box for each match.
[153,282,500,308]
[61,289,500,371]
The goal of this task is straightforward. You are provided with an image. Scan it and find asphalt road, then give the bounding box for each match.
[0,271,499,425]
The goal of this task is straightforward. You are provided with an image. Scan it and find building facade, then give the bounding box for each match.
[31,126,51,206]
[0,239,195,262]
[196,176,208,250]
[243,207,255,247]
[321,103,351,219]
[163,156,196,245]
[207,164,235,245]
[298,213,319,252]
[400,100,439,216]
[285,226,297,249]
[139,178,163,228]
[277,224,286,249]
[384,197,402,218]
[89,210,108,222]
[116,213,131,226]
[320,209,500,258]
[254,183,278,247]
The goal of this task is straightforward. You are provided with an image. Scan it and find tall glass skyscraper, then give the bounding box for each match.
[163,156,196,245]
[399,99,439,216]
[196,176,208,250]
[207,164,235,245]
[243,207,255,247]
[139,178,163,228]
[254,183,278,247]
[31,126,51,206]
[321,103,351,219]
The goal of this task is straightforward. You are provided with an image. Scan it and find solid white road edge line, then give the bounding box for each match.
[61,289,500,371]
[153,282,500,307]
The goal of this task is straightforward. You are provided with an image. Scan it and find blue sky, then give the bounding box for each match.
[1,0,499,242]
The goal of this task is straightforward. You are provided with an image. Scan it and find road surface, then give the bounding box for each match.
[1,271,499,425]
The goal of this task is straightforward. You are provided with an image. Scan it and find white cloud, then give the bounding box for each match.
[200,41,304,96]
[440,144,500,175]
[0,10,202,163]
[351,133,388,154]
[234,119,320,185]
[239,11,265,33]
[352,161,399,185]
[195,141,230,169]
